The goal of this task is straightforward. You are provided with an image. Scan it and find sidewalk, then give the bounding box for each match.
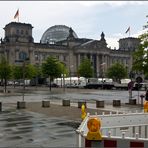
[21,100,144,122]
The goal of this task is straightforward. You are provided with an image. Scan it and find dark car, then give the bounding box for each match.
[47,83,59,87]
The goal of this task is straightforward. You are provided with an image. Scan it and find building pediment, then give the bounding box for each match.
[77,39,107,51]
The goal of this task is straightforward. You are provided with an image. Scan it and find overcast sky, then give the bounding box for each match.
[0,1,147,48]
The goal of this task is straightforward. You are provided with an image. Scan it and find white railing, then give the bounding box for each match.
[76,111,148,147]
[101,124,148,138]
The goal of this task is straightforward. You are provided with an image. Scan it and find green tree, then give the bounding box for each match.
[132,15,148,77]
[33,65,43,86]
[78,58,93,78]
[42,56,62,91]
[106,63,127,82]
[25,64,37,79]
[0,56,12,92]
[12,65,22,80]
[12,64,38,87]
[11,65,23,87]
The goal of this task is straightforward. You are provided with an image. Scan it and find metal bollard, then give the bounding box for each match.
[42,100,50,107]
[62,99,70,106]
[96,100,104,108]
[113,100,121,107]
[17,101,26,109]
[78,101,86,108]
[0,102,2,111]
[140,94,145,106]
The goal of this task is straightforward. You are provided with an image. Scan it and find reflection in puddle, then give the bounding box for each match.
[6,136,22,140]
[0,110,76,147]
[12,129,33,134]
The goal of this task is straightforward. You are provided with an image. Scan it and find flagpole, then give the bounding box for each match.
[18,9,19,22]
[18,14,19,22]
[125,27,130,37]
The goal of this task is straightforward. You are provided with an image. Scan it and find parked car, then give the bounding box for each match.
[46,83,59,87]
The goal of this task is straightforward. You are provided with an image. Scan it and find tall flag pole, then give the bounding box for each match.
[125,26,130,37]
[14,9,19,22]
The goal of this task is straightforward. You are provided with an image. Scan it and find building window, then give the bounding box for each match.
[63,55,66,61]
[35,54,39,61]
[26,30,28,35]
[16,29,19,35]
[21,30,24,35]
[42,54,46,60]
[19,52,27,60]
[56,55,59,59]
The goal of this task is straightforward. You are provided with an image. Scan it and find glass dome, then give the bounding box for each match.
[41,25,78,44]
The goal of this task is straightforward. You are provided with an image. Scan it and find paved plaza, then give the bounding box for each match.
[0,109,77,147]
[0,87,145,147]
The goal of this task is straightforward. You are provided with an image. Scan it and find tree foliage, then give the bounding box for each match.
[0,56,12,80]
[12,65,22,80]
[12,64,38,80]
[106,62,127,82]
[0,56,12,92]
[132,15,148,77]
[42,56,64,91]
[42,56,62,79]
[25,64,37,79]
[78,58,93,78]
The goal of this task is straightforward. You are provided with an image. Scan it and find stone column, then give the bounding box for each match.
[104,54,108,71]
[78,54,80,67]
[90,54,93,68]
[107,55,110,68]
[96,55,99,77]
[102,54,104,64]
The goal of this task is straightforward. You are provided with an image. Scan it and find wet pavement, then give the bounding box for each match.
[0,88,145,104]
[0,109,77,147]
[0,87,145,147]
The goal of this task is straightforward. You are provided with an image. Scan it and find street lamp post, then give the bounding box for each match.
[100,62,106,89]
[62,73,65,92]
[22,58,29,101]
[69,65,73,87]
[22,61,25,101]
[61,62,66,92]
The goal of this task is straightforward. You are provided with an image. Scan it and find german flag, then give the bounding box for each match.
[14,9,19,19]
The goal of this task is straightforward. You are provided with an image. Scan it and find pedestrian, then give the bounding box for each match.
[145,90,148,101]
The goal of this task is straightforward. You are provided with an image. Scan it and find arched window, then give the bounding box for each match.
[21,30,24,35]
[26,30,28,35]
[16,29,19,35]
[19,52,27,60]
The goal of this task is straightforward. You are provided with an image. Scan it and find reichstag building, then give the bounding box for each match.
[0,22,140,77]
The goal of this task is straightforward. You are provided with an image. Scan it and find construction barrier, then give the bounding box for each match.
[85,137,148,148]
[76,111,148,147]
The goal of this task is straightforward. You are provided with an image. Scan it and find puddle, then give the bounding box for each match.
[6,136,22,140]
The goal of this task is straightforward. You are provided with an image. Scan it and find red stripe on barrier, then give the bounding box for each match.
[104,139,117,147]
[85,139,91,147]
[130,141,144,148]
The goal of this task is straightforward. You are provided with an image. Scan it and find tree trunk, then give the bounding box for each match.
[4,78,7,93]
[49,77,51,91]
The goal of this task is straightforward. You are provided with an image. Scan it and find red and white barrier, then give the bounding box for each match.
[76,112,148,147]
[85,138,148,148]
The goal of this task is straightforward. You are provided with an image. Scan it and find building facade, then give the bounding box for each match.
[0,22,140,78]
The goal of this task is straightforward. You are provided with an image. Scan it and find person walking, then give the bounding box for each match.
[145,90,148,101]
[144,90,148,112]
